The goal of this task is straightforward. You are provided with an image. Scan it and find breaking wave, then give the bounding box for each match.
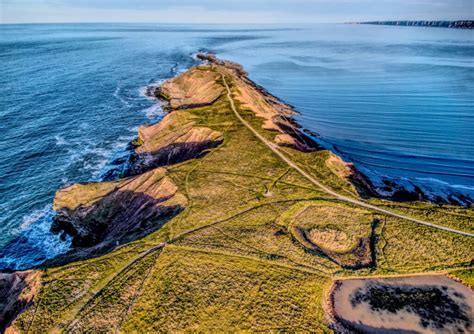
[0,205,72,270]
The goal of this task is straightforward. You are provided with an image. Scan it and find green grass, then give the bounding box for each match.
[121,245,332,333]
[449,268,474,288]
[374,216,473,274]
[372,200,474,234]
[9,64,474,333]
[278,201,373,253]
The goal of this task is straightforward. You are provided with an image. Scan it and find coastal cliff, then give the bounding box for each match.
[0,271,39,333]
[50,54,328,254]
[3,54,473,333]
[126,110,224,175]
[52,168,186,249]
[351,20,474,29]
[46,53,467,253]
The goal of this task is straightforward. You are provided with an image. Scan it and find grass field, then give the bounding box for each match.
[7,63,473,333]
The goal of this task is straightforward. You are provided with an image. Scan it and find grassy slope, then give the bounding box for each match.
[11,66,473,333]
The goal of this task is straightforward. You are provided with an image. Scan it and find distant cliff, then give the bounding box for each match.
[351,20,473,29]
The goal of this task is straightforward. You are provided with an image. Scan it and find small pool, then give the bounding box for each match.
[330,275,473,333]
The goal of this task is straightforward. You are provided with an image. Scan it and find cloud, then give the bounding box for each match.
[1,0,472,24]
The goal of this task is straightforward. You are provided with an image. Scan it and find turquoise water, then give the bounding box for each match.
[0,23,472,269]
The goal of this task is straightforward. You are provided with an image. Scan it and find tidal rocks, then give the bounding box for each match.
[52,168,186,249]
[0,271,40,333]
[126,111,223,175]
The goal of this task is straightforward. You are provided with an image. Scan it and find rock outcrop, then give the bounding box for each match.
[178,53,318,152]
[1,271,40,333]
[274,134,314,152]
[126,111,223,175]
[325,152,376,198]
[52,168,186,249]
[155,67,224,109]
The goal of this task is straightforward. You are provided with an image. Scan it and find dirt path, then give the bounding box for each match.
[221,74,474,238]
[48,196,329,332]
[42,73,472,333]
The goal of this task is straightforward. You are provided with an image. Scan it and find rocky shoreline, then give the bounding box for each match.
[49,53,470,255]
[49,53,326,258]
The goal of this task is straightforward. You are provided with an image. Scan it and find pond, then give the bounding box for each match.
[330,275,473,333]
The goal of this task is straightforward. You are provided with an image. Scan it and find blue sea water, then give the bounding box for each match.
[0,23,473,269]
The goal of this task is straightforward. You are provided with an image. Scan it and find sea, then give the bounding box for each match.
[0,23,472,270]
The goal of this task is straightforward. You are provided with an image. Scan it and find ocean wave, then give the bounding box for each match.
[170,62,188,75]
[0,205,71,270]
[144,101,165,119]
[350,158,474,179]
[413,177,474,192]
[55,135,68,146]
[113,85,132,107]
[19,205,51,231]
[138,80,167,119]
[138,80,164,99]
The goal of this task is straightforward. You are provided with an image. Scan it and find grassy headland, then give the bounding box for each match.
[2,54,472,333]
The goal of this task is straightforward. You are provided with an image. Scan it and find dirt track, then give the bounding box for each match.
[222,74,474,238]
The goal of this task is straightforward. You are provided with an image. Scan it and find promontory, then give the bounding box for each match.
[1,54,473,333]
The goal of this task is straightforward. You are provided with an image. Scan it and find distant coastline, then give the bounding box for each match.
[348,20,473,29]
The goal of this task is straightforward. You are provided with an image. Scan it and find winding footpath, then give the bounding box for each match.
[40,71,472,334]
[221,75,474,238]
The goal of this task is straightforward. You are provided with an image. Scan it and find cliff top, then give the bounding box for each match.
[4,54,473,333]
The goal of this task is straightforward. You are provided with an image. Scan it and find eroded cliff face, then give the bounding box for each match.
[49,54,375,255]
[126,111,224,175]
[152,53,318,152]
[52,168,186,249]
[156,66,224,109]
[325,152,377,198]
[1,271,40,333]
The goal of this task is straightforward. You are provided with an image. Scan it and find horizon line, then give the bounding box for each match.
[1,19,473,26]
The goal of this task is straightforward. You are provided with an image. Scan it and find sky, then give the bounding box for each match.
[0,0,472,24]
